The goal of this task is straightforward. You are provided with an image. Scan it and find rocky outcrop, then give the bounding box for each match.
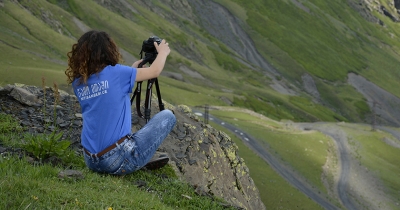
[149,105,265,210]
[381,5,399,22]
[348,0,400,24]
[0,84,266,210]
[395,0,400,10]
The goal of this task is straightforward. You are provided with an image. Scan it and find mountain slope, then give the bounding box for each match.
[2,0,400,126]
[1,0,400,209]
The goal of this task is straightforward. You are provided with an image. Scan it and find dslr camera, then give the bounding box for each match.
[140,36,162,64]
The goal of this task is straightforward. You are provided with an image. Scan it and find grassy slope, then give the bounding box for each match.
[0,157,234,210]
[342,124,400,205]
[211,121,325,210]
[210,110,332,195]
[1,0,400,208]
[0,112,237,210]
[210,108,400,209]
[1,0,385,123]
[227,0,400,120]
[0,1,73,86]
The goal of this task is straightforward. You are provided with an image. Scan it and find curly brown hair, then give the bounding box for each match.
[65,30,121,85]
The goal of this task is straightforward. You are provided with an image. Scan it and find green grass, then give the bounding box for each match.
[210,121,324,210]
[209,108,400,208]
[4,0,400,124]
[0,113,236,210]
[343,125,400,204]
[224,0,400,113]
[3,0,74,58]
[158,76,234,107]
[3,0,400,208]
[210,109,331,195]
[0,156,234,210]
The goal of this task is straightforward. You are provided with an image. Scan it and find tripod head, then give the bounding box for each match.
[138,36,162,67]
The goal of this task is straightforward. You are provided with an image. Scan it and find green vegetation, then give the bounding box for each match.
[210,120,325,210]
[2,0,400,208]
[3,0,400,123]
[208,46,247,73]
[0,156,234,209]
[343,124,400,205]
[22,131,83,167]
[0,113,236,210]
[0,113,23,134]
[210,109,332,195]
[208,107,400,208]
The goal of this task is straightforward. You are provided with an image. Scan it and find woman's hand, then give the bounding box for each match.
[154,39,170,56]
[135,39,170,82]
[132,59,143,68]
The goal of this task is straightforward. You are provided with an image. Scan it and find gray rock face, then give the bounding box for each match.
[139,105,265,210]
[395,0,400,10]
[0,84,266,210]
[10,87,42,106]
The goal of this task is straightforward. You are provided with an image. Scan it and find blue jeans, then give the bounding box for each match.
[83,110,176,175]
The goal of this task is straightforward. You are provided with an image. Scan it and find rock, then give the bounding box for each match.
[177,104,192,113]
[0,146,6,153]
[0,86,7,95]
[381,5,399,22]
[4,84,15,92]
[10,87,42,106]
[58,170,84,180]
[133,180,147,188]
[395,0,400,10]
[154,107,266,210]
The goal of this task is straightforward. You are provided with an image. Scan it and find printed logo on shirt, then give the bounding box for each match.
[76,80,109,101]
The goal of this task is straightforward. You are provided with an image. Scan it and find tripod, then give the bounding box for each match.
[130,56,165,123]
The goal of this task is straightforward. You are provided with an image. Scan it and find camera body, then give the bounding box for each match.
[140,36,162,64]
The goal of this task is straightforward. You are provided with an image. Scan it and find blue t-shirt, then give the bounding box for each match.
[73,64,137,153]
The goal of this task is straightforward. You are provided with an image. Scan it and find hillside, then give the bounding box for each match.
[1,0,400,209]
[1,0,400,125]
[1,83,399,209]
[0,83,265,210]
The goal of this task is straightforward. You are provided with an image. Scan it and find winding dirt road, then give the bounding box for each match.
[297,123,357,210]
[203,112,341,210]
[199,108,399,210]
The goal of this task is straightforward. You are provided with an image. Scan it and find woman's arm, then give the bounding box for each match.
[134,39,170,82]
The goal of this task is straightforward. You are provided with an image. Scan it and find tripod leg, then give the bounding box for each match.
[130,86,138,105]
[154,78,165,111]
[135,82,143,118]
[144,79,155,123]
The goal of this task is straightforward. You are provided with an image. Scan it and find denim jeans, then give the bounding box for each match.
[83,110,176,175]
